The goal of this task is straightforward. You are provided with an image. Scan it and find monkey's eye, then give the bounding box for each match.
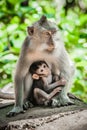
[51,30,57,34]
[43,65,46,68]
[45,32,50,35]
[42,31,50,37]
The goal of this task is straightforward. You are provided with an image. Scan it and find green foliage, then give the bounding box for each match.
[59,7,87,102]
[0,0,87,102]
[0,0,56,88]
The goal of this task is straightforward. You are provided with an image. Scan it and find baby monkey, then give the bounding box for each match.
[29,60,66,106]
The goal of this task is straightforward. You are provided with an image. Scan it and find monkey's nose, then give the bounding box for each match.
[41,69,43,72]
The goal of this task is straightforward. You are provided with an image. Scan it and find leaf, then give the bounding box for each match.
[7,0,22,5]
[7,24,18,32]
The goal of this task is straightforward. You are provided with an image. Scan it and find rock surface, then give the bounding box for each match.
[0,94,87,130]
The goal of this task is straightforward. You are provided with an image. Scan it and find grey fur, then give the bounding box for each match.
[7,16,75,117]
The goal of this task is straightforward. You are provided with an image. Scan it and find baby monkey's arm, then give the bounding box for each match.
[43,77,66,93]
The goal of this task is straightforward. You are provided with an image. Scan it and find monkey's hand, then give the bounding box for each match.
[57,78,66,86]
[6,106,24,117]
[23,100,34,110]
[53,87,62,94]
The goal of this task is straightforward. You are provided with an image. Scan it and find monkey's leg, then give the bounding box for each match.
[23,73,34,110]
[57,80,74,106]
[34,88,49,105]
[54,66,75,107]
[34,87,62,105]
[44,87,62,106]
[24,73,33,99]
[6,76,25,117]
[7,68,30,117]
[51,81,74,107]
[6,51,31,117]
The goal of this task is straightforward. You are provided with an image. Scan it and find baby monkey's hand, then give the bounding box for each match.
[53,87,62,95]
[57,78,66,86]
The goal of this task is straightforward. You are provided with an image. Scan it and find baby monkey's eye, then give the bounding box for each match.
[43,65,46,68]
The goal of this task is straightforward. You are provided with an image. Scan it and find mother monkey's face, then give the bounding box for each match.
[27,16,59,53]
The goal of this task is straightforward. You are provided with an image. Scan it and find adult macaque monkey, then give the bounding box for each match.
[7,15,75,117]
[29,60,66,106]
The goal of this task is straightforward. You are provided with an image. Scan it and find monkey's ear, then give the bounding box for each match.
[32,74,39,80]
[27,26,34,36]
[39,15,47,25]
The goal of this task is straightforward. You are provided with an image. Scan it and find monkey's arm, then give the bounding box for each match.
[45,79,66,93]
[7,37,31,117]
[6,74,26,117]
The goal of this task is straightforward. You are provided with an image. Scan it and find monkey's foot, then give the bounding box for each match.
[44,99,52,106]
[51,98,58,108]
[23,101,34,110]
[57,96,74,107]
[6,106,24,117]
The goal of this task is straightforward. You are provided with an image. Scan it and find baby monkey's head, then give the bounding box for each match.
[29,60,51,80]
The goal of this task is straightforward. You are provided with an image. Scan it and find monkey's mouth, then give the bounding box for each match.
[39,74,48,77]
[46,44,55,52]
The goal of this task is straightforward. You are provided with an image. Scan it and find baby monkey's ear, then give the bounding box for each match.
[32,74,39,80]
[27,26,34,36]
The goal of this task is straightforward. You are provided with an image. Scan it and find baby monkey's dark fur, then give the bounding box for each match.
[29,60,66,106]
